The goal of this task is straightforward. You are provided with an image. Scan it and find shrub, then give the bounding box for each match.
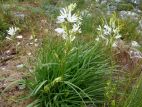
[119,19,140,41]
[26,37,112,107]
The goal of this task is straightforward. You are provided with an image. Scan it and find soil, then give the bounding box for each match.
[0,1,51,106]
[0,37,37,107]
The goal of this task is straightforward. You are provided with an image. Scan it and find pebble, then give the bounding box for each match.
[16,64,24,69]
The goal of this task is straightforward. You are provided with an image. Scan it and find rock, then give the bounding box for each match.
[13,12,26,20]
[16,64,24,69]
[119,11,139,20]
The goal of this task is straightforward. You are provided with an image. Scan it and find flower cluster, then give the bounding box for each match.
[6,26,22,40]
[55,3,82,43]
[7,26,19,36]
[96,15,121,45]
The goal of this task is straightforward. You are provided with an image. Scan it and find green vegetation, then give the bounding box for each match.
[26,38,112,107]
[0,0,142,107]
[117,3,134,11]
[0,3,9,40]
[124,74,142,107]
[120,19,141,41]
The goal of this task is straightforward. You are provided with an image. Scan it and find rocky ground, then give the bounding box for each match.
[0,36,40,107]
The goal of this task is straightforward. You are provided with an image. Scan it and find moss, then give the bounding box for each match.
[117,3,134,11]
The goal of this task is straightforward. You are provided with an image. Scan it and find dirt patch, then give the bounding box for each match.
[0,36,42,106]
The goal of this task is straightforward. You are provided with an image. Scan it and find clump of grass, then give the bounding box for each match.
[26,37,112,107]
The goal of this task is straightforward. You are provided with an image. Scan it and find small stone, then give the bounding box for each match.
[16,64,24,69]
[29,42,34,45]
[16,35,23,39]
[34,39,38,42]
[35,43,39,47]
[27,52,31,56]
[5,50,11,54]
[16,42,21,46]
[2,67,6,70]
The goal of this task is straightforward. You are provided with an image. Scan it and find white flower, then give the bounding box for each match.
[55,29,68,40]
[104,25,112,35]
[96,15,122,46]
[131,41,140,47]
[60,8,68,18]
[57,3,80,24]
[72,23,81,33]
[67,12,78,23]
[55,3,82,42]
[7,26,19,36]
[57,8,68,23]
[55,28,65,34]
[57,16,66,23]
[56,3,77,24]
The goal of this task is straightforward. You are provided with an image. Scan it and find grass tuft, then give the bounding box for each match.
[26,37,112,107]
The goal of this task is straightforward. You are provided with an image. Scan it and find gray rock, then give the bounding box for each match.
[13,12,26,20]
[119,11,139,20]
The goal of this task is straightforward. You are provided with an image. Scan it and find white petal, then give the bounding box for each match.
[67,13,78,23]
[115,34,121,39]
[72,24,80,33]
[55,28,65,34]
[62,33,68,40]
[57,16,65,23]
[95,37,100,41]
